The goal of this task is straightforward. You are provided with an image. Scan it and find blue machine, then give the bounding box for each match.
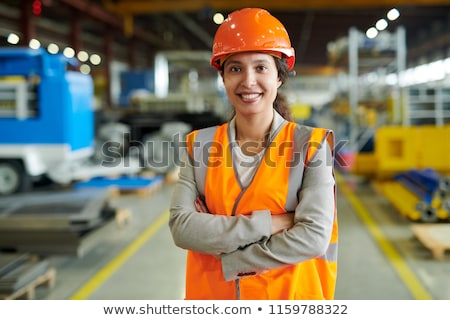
[0,48,94,194]
[118,70,154,107]
[0,48,94,149]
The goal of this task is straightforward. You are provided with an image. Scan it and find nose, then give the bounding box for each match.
[241,69,257,87]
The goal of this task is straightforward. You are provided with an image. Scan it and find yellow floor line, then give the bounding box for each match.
[70,210,170,300]
[336,172,432,300]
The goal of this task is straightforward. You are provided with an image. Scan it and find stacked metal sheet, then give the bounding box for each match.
[0,253,50,294]
[0,188,117,256]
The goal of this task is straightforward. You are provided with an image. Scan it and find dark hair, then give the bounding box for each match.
[274,58,293,121]
[222,55,293,121]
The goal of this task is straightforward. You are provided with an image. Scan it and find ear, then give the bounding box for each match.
[277,77,282,88]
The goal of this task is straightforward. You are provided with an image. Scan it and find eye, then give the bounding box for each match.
[229,65,241,72]
[256,65,268,72]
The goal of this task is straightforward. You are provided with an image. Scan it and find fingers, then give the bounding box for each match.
[195,196,209,213]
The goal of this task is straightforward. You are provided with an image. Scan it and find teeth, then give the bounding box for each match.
[241,93,259,100]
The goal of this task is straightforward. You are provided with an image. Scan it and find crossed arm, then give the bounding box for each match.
[169,143,335,280]
[194,196,294,236]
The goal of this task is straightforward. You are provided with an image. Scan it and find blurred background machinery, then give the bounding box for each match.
[0,48,140,196]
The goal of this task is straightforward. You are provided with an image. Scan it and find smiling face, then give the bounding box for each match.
[221,52,282,119]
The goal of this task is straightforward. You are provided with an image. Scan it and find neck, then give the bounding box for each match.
[235,112,273,141]
[234,113,273,156]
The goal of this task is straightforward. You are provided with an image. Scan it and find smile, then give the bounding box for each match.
[240,93,261,100]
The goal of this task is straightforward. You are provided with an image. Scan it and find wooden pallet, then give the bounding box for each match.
[109,182,162,197]
[0,267,56,300]
[164,167,180,184]
[411,224,450,260]
[115,208,132,227]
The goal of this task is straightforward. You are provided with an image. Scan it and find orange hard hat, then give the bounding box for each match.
[211,8,295,71]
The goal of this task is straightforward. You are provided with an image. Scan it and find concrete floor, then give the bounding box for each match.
[34,171,450,300]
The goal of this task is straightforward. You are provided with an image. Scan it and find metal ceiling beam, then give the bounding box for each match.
[104,0,450,14]
[61,0,122,27]
[171,11,214,48]
[60,0,171,48]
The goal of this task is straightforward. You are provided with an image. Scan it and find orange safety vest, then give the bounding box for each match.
[185,121,338,300]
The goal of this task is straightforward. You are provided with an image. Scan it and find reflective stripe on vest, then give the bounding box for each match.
[185,121,338,300]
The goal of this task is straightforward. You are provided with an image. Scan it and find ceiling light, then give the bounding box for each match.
[7,33,20,45]
[366,27,378,39]
[89,54,101,65]
[29,39,41,49]
[63,47,75,58]
[387,8,400,21]
[47,43,59,54]
[213,12,224,25]
[376,19,388,31]
[80,64,91,75]
[77,50,89,62]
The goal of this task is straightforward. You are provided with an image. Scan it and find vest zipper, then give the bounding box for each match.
[235,279,241,299]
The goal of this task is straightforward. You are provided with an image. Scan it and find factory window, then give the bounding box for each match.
[0,76,39,119]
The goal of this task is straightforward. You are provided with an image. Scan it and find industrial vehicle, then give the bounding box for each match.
[0,48,139,195]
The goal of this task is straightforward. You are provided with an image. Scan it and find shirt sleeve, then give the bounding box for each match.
[221,138,336,281]
[169,150,272,256]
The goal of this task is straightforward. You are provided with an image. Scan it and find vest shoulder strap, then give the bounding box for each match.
[188,125,219,196]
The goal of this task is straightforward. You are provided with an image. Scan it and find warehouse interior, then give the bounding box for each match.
[1,0,450,300]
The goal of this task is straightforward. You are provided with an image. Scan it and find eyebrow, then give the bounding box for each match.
[225,58,272,66]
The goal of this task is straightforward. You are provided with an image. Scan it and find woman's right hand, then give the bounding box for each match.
[194,196,209,213]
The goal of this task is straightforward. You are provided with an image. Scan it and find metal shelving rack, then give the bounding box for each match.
[404,86,450,126]
[346,26,406,152]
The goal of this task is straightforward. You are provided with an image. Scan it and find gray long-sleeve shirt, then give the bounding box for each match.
[169,111,336,281]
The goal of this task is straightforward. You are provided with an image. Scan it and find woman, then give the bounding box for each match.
[169,8,338,300]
